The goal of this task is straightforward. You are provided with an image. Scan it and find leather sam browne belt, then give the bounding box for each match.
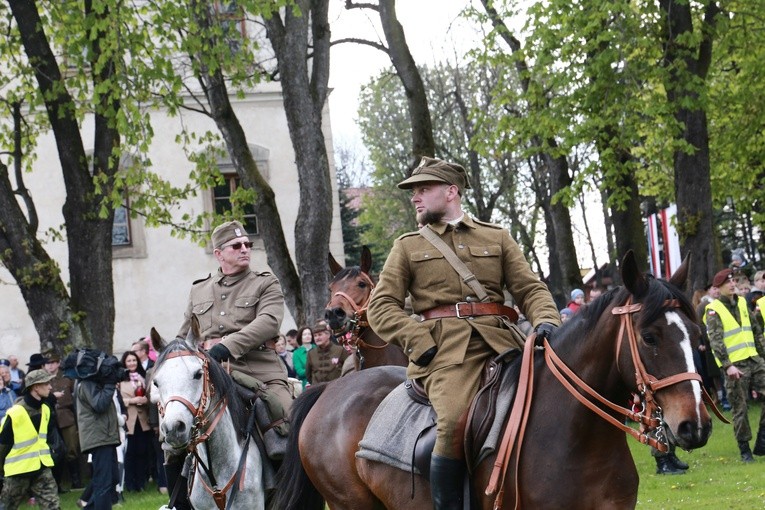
[419,302,519,322]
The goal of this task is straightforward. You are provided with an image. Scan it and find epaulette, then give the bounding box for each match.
[397,231,420,240]
[254,271,273,277]
[473,218,503,229]
[192,273,212,285]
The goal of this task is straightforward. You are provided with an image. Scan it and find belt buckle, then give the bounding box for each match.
[455,302,470,318]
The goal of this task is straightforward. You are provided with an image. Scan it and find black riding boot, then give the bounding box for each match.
[430,454,465,510]
[667,451,689,470]
[739,440,755,463]
[655,456,685,475]
[753,428,765,456]
[164,457,191,510]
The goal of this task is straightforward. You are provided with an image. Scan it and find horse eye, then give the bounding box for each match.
[358,281,367,288]
[642,332,657,345]
[193,370,203,380]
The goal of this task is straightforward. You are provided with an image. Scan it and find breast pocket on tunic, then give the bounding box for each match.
[410,249,448,288]
[234,296,259,327]
[468,245,502,287]
[192,301,214,331]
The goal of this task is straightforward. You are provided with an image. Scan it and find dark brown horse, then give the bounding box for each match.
[324,246,408,370]
[276,252,717,509]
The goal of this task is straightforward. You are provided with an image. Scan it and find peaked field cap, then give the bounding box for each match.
[24,369,55,390]
[211,220,249,249]
[397,157,471,192]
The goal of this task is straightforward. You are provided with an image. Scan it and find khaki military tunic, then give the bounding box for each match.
[178,268,292,411]
[306,344,349,384]
[368,217,559,457]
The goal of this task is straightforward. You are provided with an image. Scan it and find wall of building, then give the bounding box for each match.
[0,82,344,361]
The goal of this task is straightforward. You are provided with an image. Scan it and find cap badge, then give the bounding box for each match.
[234,228,242,236]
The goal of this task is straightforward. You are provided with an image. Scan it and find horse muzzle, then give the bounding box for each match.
[325,307,350,334]
[161,416,192,449]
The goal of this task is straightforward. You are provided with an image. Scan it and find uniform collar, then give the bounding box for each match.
[424,214,476,235]
[215,267,250,286]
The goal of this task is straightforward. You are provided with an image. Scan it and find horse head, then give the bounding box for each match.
[619,250,712,451]
[325,246,375,336]
[151,316,206,450]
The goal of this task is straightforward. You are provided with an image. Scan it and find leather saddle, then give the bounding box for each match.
[409,347,521,479]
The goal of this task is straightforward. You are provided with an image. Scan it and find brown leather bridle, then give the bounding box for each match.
[156,349,236,510]
[486,297,728,510]
[327,271,386,356]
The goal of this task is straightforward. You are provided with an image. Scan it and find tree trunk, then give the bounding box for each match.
[481,1,582,297]
[264,0,334,325]
[377,0,435,163]
[658,0,720,292]
[6,0,116,354]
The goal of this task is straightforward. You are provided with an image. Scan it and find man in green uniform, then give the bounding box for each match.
[306,322,349,384]
[168,220,290,510]
[0,369,60,510]
[704,268,765,462]
[367,157,560,510]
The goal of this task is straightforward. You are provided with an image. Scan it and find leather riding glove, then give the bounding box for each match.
[413,346,438,367]
[208,343,232,362]
[534,322,558,341]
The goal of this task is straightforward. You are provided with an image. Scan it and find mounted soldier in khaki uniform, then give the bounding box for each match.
[368,157,560,510]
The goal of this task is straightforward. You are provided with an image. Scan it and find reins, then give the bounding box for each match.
[485,297,728,510]
[157,349,250,510]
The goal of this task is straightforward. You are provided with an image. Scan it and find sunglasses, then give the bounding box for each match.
[222,241,253,250]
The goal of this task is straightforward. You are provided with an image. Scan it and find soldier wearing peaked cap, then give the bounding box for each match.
[368,156,560,510]
[0,369,59,510]
[170,220,290,510]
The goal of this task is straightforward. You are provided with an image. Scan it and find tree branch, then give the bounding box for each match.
[330,37,388,53]
[345,0,379,11]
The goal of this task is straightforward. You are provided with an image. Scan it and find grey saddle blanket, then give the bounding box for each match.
[356,367,517,473]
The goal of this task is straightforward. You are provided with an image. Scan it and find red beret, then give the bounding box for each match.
[712,269,733,287]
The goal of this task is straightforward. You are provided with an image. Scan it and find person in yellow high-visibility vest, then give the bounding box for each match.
[704,268,765,463]
[0,369,59,510]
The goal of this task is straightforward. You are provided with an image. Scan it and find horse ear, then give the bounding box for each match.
[186,315,202,350]
[668,252,691,289]
[328,252,343,276]
[150,327,165,353]
[360,246,372,274]
[621,250,649,298]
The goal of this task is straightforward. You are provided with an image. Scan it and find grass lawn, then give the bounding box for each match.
[16,407,765,509]
[631,404,765,509]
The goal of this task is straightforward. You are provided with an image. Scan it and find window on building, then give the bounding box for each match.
[214,1,246,53]
[213,175,258,235]
[112,201,131,246]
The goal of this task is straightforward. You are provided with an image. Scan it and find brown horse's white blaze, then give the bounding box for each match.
[660,310,710,449]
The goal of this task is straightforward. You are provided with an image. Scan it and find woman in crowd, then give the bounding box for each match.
[292,326,315,389]
[118,351,152,492]
[0,370,16,421]
[275,334,296,378]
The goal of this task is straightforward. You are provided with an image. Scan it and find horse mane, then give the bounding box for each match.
[155,339,249,441]
[562,275,695,336]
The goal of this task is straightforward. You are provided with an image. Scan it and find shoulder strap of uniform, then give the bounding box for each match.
[419,226,490,303]
[472,217,503,229]
[193,273,212,285]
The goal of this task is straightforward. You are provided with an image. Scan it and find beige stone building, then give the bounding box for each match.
[0,81,343,361]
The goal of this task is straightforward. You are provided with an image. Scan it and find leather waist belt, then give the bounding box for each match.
[419,302,519,322]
